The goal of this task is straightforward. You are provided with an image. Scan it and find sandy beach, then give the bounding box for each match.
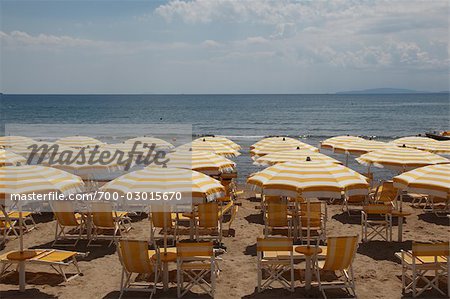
[1,184,448,299]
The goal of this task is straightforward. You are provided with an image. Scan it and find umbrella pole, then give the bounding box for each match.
[19,206,25,292]
[345,153,349,167]
[307,199,311,247]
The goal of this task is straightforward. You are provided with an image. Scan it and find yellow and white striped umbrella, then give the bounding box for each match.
[356,147,450,172]
[177,141,240,158]
[251,140,318,157]
[0,136,35,148]
[0,165,84,198]
[415,141,450,155]
[251,136,300,150]
[100,143,159,161]
[390,136,437,149]
[320,135,364,150]
[247,161,369,198]
[254,149,342,166]
[333,140,397,156]
[394,164,450,199]
[124,137,174,150]
[9,142,73,158]
[41,150,123,180]
[56,136,105,149]
[193,136,241,150]
[0,150,27,166]
[166,150,236,175]
[102,167,225,202]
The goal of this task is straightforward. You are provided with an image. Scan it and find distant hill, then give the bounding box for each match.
[336,88,427,94]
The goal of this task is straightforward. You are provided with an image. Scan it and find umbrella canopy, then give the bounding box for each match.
[102,167,225,202]
[177,141,240,158]
[356,147,450,172]
[0,150,27,166]
[333,140,397,156]
[56,136,104,149]
[251,140,318,157]
[9,142,73,158]
[320,136,364,150]
[0,165,84,198]
[394,164,450,200]
[390,136,437,149]
[0,136,35,148]
[254,149,342,166]
[166,150,236,175]
[247,161,369,198]
[193,136,241,150]
[124,137,174,150]
[415,140,450,155]
[251,136,301,150]
[41,150,123,180]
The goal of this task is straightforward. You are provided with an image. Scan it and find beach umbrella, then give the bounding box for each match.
[102,167,225,254]
[250,140,318,158]
[356,147,450,173]
[99,143,160,165]
[177,141,240,158]
[9,142,73,159]
[251,136,302,150]
[320,135,364,150]
[0,165,84,291]
[394,164,450,202]
[254,148,342,166]
[124,137,174,150]
[332,140,397,166]
[165,150,236,175]
[415,141,450,155]
[41,150,124,181]
[248,161,369,245]
[0,136,35,148]
[0,150,27,166]
[56,136,104,149]
[193,136,241,150]
[390,136,437,149]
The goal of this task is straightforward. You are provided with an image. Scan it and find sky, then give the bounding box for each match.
[0,0,449,94]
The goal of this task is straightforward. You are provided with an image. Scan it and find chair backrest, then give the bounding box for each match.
[91,202,115,228]
[51,201,79,226]
[363,204,392,215]
[376,181,397,203]
[346,195,366,204]
[118,240,154,274]
[267,202,289,227]
[197,202,218,228]
[300,202,322,226]
[412,242,450,257]
[150,212,173,229]
[256,237,293,252]
[322,236,358,271]
[177,241,214,258]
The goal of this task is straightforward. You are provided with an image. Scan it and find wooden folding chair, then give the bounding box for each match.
[314,235,359,298]
[396,241,449,297]
[176,241,216,298]
[361,204,392,242]
[265,201,293,238]
[256,237,294,292]
[51,201,85,246]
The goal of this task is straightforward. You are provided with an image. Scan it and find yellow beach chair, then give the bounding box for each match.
[256,237,294,292]
[117,239,160,299]
[370,181,397,207]
[299,202,326,244]
[51,201,85,246]
[342,195,367,215]
[0,249,82,282]
[149,211,178,246]
[314,235,359,298]
[195,202,222,245]
[265,201,293,238]
[396,241,449,297]
[361,204,392,242]
[176,241,216,298]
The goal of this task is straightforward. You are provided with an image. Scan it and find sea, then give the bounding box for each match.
[1,93,449,182]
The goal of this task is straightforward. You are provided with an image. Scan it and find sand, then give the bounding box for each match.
[1,186,449,299]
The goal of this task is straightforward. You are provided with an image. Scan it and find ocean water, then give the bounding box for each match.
[1,93,449,182]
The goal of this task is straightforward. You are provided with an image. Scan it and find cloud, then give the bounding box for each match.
[0,30,103,48]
